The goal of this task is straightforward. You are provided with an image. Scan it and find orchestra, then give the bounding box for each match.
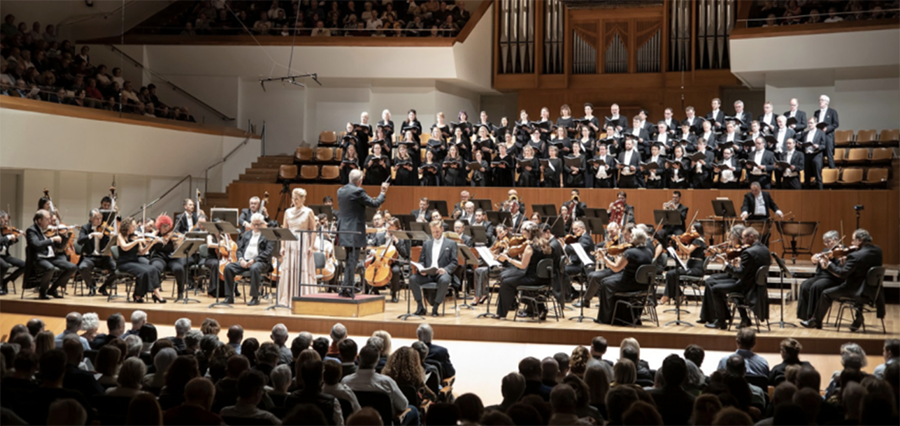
[3,94,887,336]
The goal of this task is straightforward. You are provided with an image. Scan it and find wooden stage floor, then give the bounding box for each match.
[2,277,895,356]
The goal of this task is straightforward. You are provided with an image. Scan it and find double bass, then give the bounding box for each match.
[217,232,238,280]
[364,236,396,287]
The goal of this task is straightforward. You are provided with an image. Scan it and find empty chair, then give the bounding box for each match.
[316,147,334,162]
[320,165,340,182]
[318,131,338,146]
[334,147,344,160]
[278,165,298,182]
[420,132,431,146]
[299,165,320,181]
[846,148,870,164]
[838,168,864,185]
[879,129,899,145]
[833,130,855,147]
[863,168,890,186]
[295,147,314,163]
[870,148,893,163]
[833,148,847,164]
[854,129,878,146]
[821,168,840,186]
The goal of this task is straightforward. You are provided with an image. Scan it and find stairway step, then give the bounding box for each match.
[238,174,277,182]
[245,168,280,175]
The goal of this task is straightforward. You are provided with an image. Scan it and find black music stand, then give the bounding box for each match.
[431,200,449,217]
[567,243,596,323]
[584,218,608,239]
[471,199,493,212]
[394,231,425,321]
[664,246,693,327]
[308,205,334,222]
[201,222,238,308]
[393,214,415,231]
[711,199,737,218]
[259,228,297,311]
[532,204,556,217]
[474,246,503,320]
[654,210,684,232]
[770,253,797,328]
[486,211,512,228]
[172,239,205,304]
[409,222,432,238]
[465,226,489,246]
[457,246,480,310]
[364,207,378,224]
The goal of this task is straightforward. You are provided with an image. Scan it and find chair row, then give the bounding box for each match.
[278,164,341,183]
[834,147,895,165]
[835,129,900,147]
[822,167,891,187]
[295,146,344,164]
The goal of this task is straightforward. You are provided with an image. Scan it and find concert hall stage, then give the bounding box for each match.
[2,277,895,356]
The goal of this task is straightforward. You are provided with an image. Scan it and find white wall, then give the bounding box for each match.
[765,78,900,130]
[239,78,306,156]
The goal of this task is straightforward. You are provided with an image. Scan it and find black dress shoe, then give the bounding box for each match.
[431,306,440,317]
[38,294,51,300]
[49,290,63,299]
[849,316,863,332]
[88,287,97,296]
[705,321,727,330]
[800,319,821,329]
[696,318,707,324]
[391,295,399,303]
[99,288,109,296]
[248,297,260,306]
[224,297,235,304]
[414,306,427,316]
[738,319,752,329]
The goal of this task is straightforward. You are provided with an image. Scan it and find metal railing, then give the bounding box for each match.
[127,174,194,217]
[202,123,263,195]
[108,45,235,121]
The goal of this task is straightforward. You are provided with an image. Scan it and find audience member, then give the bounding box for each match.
[648,354,695,425]
[717,329,769,377]
[220,370,282,424]
[163,377,223,425]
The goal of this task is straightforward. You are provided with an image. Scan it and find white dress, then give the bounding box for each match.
[278,206,317,306]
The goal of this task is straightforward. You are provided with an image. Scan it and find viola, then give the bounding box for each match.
[606,243,633,256]
[817,245,859,260]
[1,226,23,236]
[674,229,700,245]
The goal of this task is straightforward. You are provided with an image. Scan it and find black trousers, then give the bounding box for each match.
[664,266,702,298]
[711,281,750,323]
[35,255,76,294]
[582,268,615,305]
[223,261,269,298]
[813,281,860,324]
[618,174,638,188]
[410,272,453,307]
[699,275,732,324]
[496,268,546,318]
[561,264,583,300]
[797,275,840,320]
[781,174,802,190]
[825,134,835,169]
[150,257,187,295]
[204,258,221,296]
[596,272,643,324]
[0,255,25,288]
[79,256,117,290]
[804,153,823,189]
[341,246,360,292]
[593,177,615,188]
[119,260,160,298]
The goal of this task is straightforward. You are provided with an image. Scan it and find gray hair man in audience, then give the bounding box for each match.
[54,312,90,350]
[271,324,292,365]
[124,310,147,337]
[169,318,191,352]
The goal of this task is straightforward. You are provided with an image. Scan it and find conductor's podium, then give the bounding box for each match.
[292,293,385,317]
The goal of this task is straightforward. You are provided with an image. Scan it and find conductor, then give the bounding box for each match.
[337,169,389,298]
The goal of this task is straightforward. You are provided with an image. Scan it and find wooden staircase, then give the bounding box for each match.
[213,155,294,208]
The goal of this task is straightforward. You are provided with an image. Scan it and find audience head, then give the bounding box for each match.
[323,359,342,386]
[256,342,280,366]
[174,318,191,337]
[505,402,541,426]
[840,342,867,368]
[39,349,67,386]
[725,354,746,377]
[240,338,260,365]
[623,401,663,426]
[64,311,83,332]
[47,399,87,426]
[312,337,330,359]
[166,355,200,395]
[184,377,216,411]
[712,406,752,425]
[117,357,147,390]
[591,336,608,357]
[416,323,434,344]
[691,394,723,426]
[271,364,292,393]
[26,318,45,336]
[347,407,384,426]
[796,366,821,391]
[569,346,590,377]
[793,387,823,424]
[662,354,687,388]
[358,344,380,370]
[126,393,163,426]
[200,318,220,336]
[237,369,267,403]
[331,323,348,342]
[501,372,527,403]
[614,359,637,385]
[454,393,484,424]
[736,328,756,350]
[684,344,705,369]
[426,403,460,426]
[271,323,289,345]
[61,335,84,366]
[518,356,542,381]
[541,357,559,384]
[338,338,358,363]
[549,384,577,415]
[606,385,639,424]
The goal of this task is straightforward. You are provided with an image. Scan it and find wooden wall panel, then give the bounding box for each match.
[230,184,899,263]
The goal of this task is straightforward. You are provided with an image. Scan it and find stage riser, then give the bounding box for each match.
[292,297,385,317]
[1,299,888,355]
[229,184,899,264]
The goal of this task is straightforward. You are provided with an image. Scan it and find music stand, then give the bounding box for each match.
[547,217,566,238]
[99,209,117,225]
[309,205,334,222]
[465,226,489,246]
[770,253,798,328]
[172,239,205,304]
[431,200,449,218]
[584,218,608,239]
[393,231,425,321]
[567,244,596,323]
[458,246,480,310]
[664,247,693,327]
[711,199,736,218]
[393,214,415,231]
[474,246,503,320]
[654,210,684,231]
[486,211,512,228]
[532,204,556,217]
[210,208,239,228]
[259,228,297,311]
[472,199,493,212]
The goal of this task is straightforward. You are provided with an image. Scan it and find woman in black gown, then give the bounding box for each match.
[556,104,575,141]
[491,143,514,187]
[542,145,563,188]
[473,125,494,160]
[496,221,552,319]
[565,141,587,188]
[469,149,489,187]
[116,217,164,303]
[420,149,441,187]
[392,143,418,186]
[363,143,390,185]
[401,109,422,145]
[595,227,654,325]
[340,144,360,185]
[661,222,707,305]
[442,144,467,186]
[516,145,540,188]
[426,129,447,164]
[449,126,470,162]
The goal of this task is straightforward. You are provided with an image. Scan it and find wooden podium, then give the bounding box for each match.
[291,293,385,318]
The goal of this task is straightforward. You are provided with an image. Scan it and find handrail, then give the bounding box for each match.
[128,174,193,217]
[108,45,235,121]
[203,132,257,195]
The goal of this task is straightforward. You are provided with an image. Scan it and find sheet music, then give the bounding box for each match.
[667,247,688,270]
[474,246,501,268]
[410,261,438,276]
[570,243,593,266]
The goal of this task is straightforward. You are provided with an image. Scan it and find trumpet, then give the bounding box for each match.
[663,200,677,210]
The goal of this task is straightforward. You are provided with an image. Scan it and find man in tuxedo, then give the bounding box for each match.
[715,148,740,189]
[592,143,617,188]
[801,116,826,189]
[660,108,678,137]
[802,229,882,331]
[409,220,459,316]
[606,103,627,131]
[336,169,388,298]
[759,102,777,133]
[616,136,642,189]
[239,196,270,231]
[732,100,753,133]
[411,197,430,223]
[660,191,689,243]
[452,191,470,219]
[816,95,839,169]
[563,190,587,220]
[458,202,475,225]
[772,116,796,156]
[707,98,725,132]
[77,210,117,296]
[174,198,199,234]
[222,213,273,306]
[689,138,716,189]
[508,201,526,234]
[638,109,654,133]
[706,227,770,329]
[745,137,776,189]
[740,182,784,221]
[628,116,650,157]
[26,210,76,299]
[778,138,805,190]
[0,210,25,295]
[562,221,594,301]
[784,98,808,133]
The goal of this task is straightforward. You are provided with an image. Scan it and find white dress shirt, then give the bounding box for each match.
[726,132,736,142]
[38,228,54,258]
[622,151,634,174]
[818,108,827,122]
[702,131,713,141]
[805,130,817,153]
[776,128,787,151]
[648,155,660,179]
[789,110,796,118]
[752,149,766,175]
[92,225,101,255]
[754,193,767,215]
[430,237,444,269]
[243,232,261,261]
[784,150,796,177]
[763,113,773,125]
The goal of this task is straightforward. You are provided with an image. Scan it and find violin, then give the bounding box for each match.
[501,236,528,258]
[1,226,23,236]
[44,225,77,237]
[725,244,750,260]
[563,233,579,245]
[606,243,632,256]
[490,235,510,256]
[673,229,700,245]
[813,245,858,261]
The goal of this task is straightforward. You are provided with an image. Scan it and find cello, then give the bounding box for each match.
[217,232,238,280]
[364,236,396,288]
